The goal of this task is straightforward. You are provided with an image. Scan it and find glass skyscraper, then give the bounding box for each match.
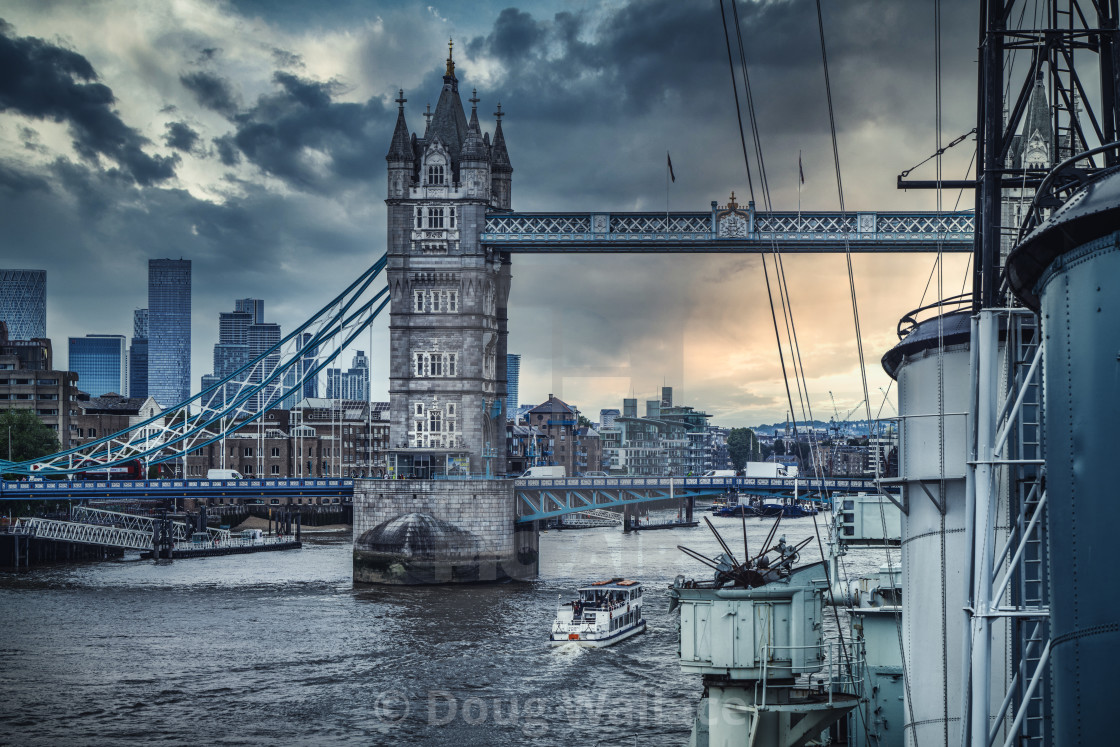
[129,308,148,399]
[506,353,521,418]
[325,350,370,401]
[147,259,191,408]
[69,334,128,397]
[0,269,46,341]
[248,321,281,410]
[300,332,319,399]
[235,298,264,323]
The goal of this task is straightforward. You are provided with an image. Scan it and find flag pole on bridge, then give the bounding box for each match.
[666,151,676,228]
[797,150,805,231]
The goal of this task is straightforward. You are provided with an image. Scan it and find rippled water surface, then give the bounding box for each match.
[0,514,888,746]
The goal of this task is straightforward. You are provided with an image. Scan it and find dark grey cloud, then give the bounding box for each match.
[227,71,392,192]
[164,121,200,152]
[0,0,981,423]
[271,47,303,69]
[0,20,177,185]
[212,134,240,166]
[180,70,240,116]
[0,161,50,194]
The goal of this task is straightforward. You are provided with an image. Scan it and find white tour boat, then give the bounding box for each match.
[550,578,646,647]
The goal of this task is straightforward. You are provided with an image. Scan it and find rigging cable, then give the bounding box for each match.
[720,1,869,740]
[813,0,921,736]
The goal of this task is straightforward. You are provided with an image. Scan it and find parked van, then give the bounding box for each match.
[207,469,244,480]
[520,466,567,478]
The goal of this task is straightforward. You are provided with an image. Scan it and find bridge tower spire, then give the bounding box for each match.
[382,46,512,480]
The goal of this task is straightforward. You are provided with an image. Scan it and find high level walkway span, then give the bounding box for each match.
[482,209,973,253]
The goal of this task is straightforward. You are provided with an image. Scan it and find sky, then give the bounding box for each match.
[0,0,979,428]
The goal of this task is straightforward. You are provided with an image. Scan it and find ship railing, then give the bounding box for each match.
[755,641,867,707]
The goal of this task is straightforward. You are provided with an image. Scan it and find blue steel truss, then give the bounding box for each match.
[0,256,390,477]
[514,475,889,522]
[0,477,354,501]
[482,209,973,253]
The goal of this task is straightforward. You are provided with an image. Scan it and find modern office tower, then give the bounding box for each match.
[69,334,128,397]
[235,298,264,323]
[248,321,281,410]
[129,309,148,399]
[0,269,46,341]
[300,332,319,399]
[219,310,253,345]
[326,350,371,401]
[133,309,149,339]
[600,408,620,429]
[147,259,191,408]
[623,398,638,418]
[505,353,521,419]
[351,350,369,401]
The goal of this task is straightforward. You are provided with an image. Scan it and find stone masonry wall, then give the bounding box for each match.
[354,478,516,556]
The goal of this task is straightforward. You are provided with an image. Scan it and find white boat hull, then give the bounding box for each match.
[549,620,646,648]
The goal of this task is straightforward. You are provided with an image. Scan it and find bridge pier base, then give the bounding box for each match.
[352,479,538,585]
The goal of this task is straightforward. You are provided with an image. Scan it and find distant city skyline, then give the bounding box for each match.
[0,1,979,425]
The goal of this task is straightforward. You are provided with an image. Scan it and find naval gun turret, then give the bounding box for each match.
[669,518,860,746]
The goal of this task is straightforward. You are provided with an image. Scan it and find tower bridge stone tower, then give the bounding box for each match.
[354,43,536,585]
[384,42,512,479]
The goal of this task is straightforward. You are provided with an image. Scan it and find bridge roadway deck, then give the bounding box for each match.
[2,475,889,522]
[0,477,355,501]
[482,211,973,253]
[514,475,889,522]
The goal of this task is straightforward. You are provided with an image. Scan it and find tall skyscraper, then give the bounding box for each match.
[69,334,128,397]
[248,321,281,410]
[147,259,191,408]
[0,269,46,341]
[129,308,148,399]
[133,308,149,339]
[300,332,319,399]
[326,350,370,401]
[235,298,264,322]
[506,353,521,419]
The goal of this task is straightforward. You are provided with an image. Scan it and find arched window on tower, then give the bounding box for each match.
[416,207,423,228]
[427,208,445,229]
[427,165,445,185]
[449,207,456,229]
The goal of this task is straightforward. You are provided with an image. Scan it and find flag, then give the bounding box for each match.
[667,152,676,183]
[798,151,804,185]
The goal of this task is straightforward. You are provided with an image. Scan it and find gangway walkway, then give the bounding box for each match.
[15,517,155,551]
[72,507,230,542]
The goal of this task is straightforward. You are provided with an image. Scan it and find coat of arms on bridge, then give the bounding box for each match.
[716,192,751,238]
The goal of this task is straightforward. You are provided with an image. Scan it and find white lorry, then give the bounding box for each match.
[742,463,798,478]
[520,466,567,478]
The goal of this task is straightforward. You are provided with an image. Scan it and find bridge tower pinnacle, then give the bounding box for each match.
[383,48,513,479]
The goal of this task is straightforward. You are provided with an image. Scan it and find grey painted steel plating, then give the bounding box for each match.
[1024,224,1120,746]
[884,314,1010,747]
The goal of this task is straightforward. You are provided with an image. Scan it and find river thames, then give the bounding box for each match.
[0,514,886,745]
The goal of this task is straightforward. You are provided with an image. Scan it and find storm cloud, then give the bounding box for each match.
[0,20,177,185]
[0,0,982,425]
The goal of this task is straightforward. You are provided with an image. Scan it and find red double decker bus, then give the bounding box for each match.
[73,459,146,480]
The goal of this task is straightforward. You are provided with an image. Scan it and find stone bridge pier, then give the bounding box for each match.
[353,479,537,584]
